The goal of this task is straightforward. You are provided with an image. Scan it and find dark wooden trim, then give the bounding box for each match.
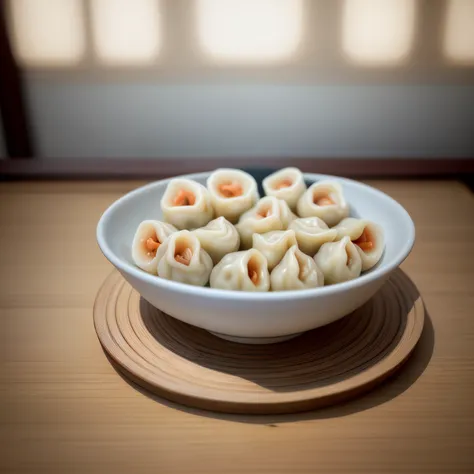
[1,158,473,180]
[0,2,34,158]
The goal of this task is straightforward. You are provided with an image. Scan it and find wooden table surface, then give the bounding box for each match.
[1,180,473,474]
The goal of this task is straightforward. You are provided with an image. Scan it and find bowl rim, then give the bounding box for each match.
[97,171,415,301]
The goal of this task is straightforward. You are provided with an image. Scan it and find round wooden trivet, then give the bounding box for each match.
[93,269,424,415]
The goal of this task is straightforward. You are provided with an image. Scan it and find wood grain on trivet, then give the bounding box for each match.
[93,269,424,415]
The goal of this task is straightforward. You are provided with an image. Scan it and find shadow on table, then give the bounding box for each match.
[106,307,434,425]
[137,269,425,394]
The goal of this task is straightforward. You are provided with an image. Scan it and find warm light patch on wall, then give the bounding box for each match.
[444,0,474,64]
[343,0,415,65]
[91,0,161,65]
[7,0,85,66]
[197,0,303,63]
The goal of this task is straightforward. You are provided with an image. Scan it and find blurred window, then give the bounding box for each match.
[91,0,161,66]
[342,0,415,65]
[8,0,85,66]
[196,0,303,63]
[444,0,474,64]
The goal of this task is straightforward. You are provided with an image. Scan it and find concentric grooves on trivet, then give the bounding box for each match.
[93,270,425,415]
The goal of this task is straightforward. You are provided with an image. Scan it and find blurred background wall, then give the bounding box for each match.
[25,82,474,158]
[2,0,474,161]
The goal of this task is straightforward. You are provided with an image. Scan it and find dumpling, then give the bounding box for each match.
[161,178,214,230]
[289,217,338,256]
[296,181,349,227]
[236,196,295,249]
[132,220,177,274]
[252,229,297,271]
[314,236,362,285]
[207,169,259,223]
[210,249,270,292]
[192,216,240,264]
[271,245,324,291]
[333,218,384,271]
[262,167,307,211]
[155,230,213,286]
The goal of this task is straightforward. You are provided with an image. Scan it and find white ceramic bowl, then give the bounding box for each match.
[97,172,415,344]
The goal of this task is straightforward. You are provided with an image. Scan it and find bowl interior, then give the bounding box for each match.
[99,172,414,284]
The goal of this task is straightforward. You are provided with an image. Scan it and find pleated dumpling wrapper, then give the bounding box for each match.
[271,245,324,291]
[236,196,295,249]
[155,230,213,286]
[132,220,177,274]
[314,236,362,285]
[210,249,270,292]
[252,229,297,271]
[333,218,385,271]
[296,181,349,227]
[192,216,240,264]
[161,178,214,230]
[262,167,306,211]
[289,217,338,256]
[207,169,259,223]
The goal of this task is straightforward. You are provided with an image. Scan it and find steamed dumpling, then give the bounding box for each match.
[132,220,177,274]
[333,218,385,271]
[296,181,349,227]
[236,196,295,249]
[192,216,240,264]
[210,249,270,292]
[161,178,214,230]
[262,167,307,211]
[252,229,297,271]
[207,169,259,223]
[271,245,324,291]
[314,236,362,285]
[289,217,338,256]
[156,230,213,286]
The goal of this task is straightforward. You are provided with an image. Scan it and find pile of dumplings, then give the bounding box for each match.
[131,168,385,292]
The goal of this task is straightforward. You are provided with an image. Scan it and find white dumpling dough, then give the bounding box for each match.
[236,196,295,249]
[289,217,338,256]
[262,167,307,211]
[296,181,349,227]
[192,216,240,264]
[207,169,259,223]
[132,220,177,274]
[333,218,385,271]
[314,236,362,285]
[271,245,324,291]
[155,230,213,286]
[161,178,214,230]
[252,229,297,271]
[210,249,270,292]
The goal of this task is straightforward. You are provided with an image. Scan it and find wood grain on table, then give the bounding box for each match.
[1,180,473,474]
